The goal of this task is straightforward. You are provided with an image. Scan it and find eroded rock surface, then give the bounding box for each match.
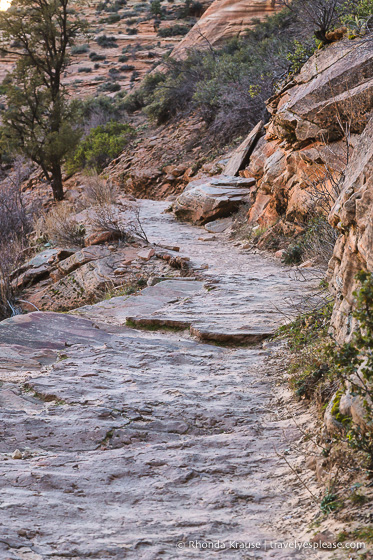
[0,200,321,559]
[328,114,373,342]
[242,38,373,232]
[171,0,278,59]
[172,176,255,224]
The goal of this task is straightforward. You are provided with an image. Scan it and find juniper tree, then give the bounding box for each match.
[0,0,86,200]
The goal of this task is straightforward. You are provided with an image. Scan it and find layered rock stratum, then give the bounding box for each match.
[242,37,373,232]
[171,0,278,58]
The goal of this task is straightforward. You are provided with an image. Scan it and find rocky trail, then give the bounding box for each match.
[0,201,326,560]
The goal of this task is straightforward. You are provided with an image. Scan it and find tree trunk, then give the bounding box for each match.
[51,163,64,201]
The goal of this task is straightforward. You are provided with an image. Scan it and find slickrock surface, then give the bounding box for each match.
[0,200,323,559]
[171,0,278,59]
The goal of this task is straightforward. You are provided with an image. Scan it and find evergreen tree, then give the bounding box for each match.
[0,0,86,200]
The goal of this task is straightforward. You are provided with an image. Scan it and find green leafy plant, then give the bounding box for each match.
[320,489,339,513]
[340,0,373,36]
[287,39,318,74]
[282,242,304,265]
[68,121,135,171]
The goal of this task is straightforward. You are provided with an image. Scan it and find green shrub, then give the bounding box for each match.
[282,243,304,265]
[98,81,121,92]
[287,39,318,75]
[96,35,118,48]
[71,43,90,55]
[340,0,373,37]
[320,490,339,514]
[68,121,135,171]
[89,52,106,61]
[106,13,121,23]
[157,24,189,37]
[78,66,92,73]
[340,0,373,20]
[121,90,144,112]
[134,8,306,138]
[73,95,124,122]
[150,0,162,16]
[118,54,129,62]
[126,27,138,34]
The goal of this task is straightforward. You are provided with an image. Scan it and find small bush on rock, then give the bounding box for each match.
[287,39,318,74]
[89,200,148,243]
[98,81,121,92]
[96,35,118,48]
[89,52,106,61]
[71,43,90,54]
[157,24,189,37]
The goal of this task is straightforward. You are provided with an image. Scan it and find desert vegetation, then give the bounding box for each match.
[279,269,373,478]
[0,159,35,319]
[123,0,373,143]
[0,0,86,200]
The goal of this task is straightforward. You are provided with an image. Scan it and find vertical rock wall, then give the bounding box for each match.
[328,116,373,342]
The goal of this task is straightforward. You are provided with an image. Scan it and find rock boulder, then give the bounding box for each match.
[172,176,255,224]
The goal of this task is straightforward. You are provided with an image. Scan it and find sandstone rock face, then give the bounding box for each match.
[171,0,278,59]
[328,115,373,342]
[172,176,255,224]
[242,38,373,236]
[106,115,218,200]
[268,39,373,143]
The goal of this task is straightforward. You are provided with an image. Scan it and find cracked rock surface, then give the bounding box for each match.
[0,201,320,559]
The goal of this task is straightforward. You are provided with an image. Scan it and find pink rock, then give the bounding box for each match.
[137,248,155,261]
[274,249,284,258]
[85,231,119,246]
[298,260,313,268]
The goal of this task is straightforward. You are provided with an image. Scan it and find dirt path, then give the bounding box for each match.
[0,201,325,559]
